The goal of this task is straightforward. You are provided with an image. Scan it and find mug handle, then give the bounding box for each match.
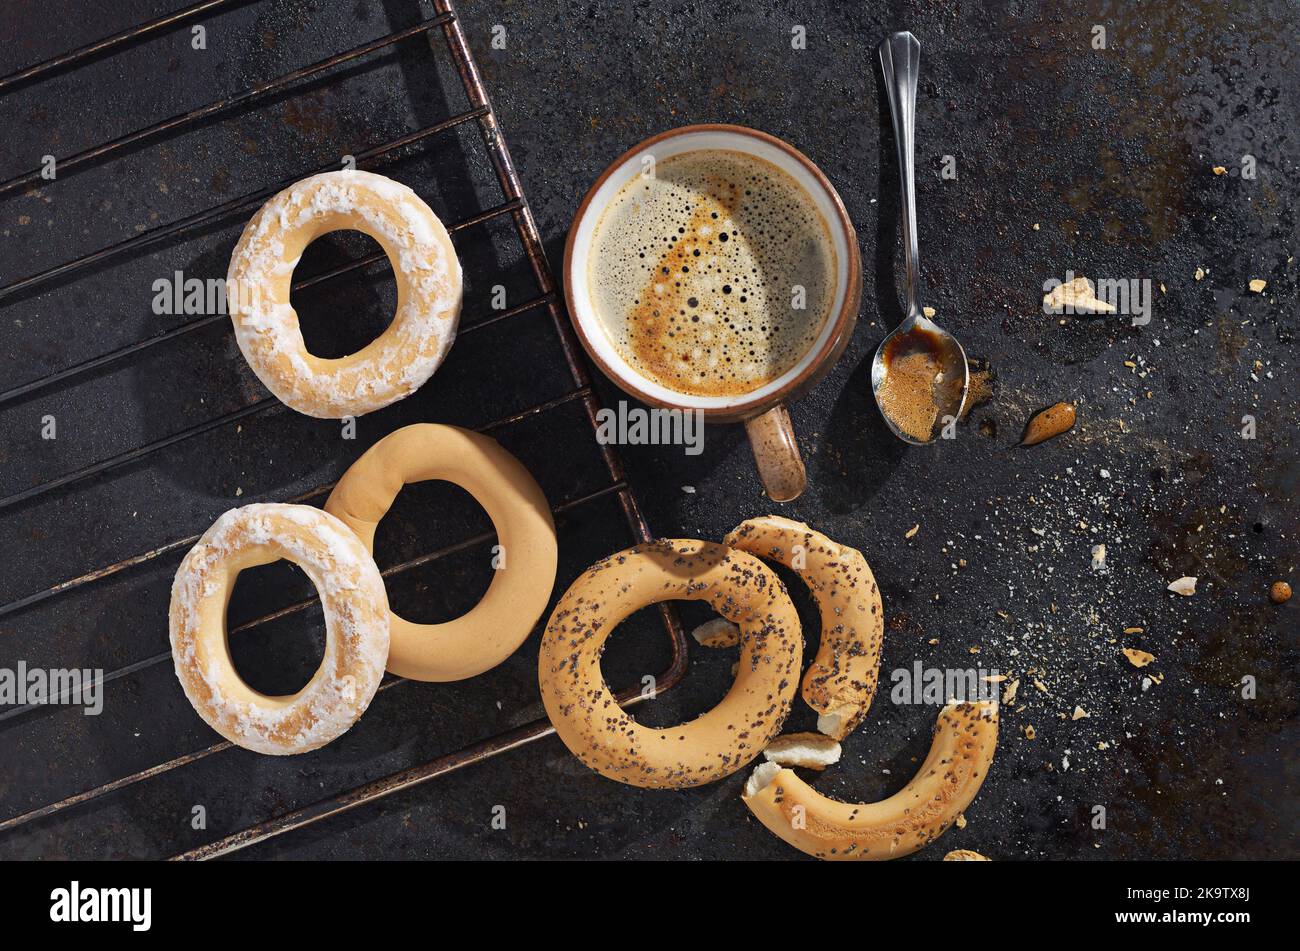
[743,404,807,502]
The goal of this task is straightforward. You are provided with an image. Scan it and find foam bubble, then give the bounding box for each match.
[588,150,836,397]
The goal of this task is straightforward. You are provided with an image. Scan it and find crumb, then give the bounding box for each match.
[1043,276,1116,314]
[1123,647,1155,668]
[1021,401,1077,446]
[691,618,740,648]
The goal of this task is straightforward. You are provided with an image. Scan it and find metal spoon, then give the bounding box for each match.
[871,31,969,444]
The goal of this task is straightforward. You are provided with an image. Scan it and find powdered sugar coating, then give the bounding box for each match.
[169,502,390,755]
[227,170,462,418]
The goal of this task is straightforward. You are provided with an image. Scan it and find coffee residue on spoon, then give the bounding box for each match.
[876,327,963,441]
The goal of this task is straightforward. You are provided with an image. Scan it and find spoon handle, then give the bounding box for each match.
[879,31,922,320]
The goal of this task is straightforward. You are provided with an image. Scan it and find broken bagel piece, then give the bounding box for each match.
[762,732,843,770]
[724,516,884,740]
[742,700,999,861]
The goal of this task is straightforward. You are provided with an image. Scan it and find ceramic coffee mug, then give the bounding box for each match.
[564,124,860,502]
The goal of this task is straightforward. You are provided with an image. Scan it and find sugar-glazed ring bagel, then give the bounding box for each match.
[742,699,999,860]
[725,516,884,739]
[227,169,462,418]
[539,539,802,789]
[325,424,557,682]
[169,503,390,755]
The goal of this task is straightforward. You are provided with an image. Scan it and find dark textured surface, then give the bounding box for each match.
[0,0,1295,860]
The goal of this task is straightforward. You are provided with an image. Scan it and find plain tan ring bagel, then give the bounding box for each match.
[227,169,462,418]
[169,503,390,755]
[324,424,558,682]
[725,516,884,739]
[539,539,803,789]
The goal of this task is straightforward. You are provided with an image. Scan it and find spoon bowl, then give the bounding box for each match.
[871,312,969,444]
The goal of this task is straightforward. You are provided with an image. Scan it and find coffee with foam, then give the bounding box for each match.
[587,150,836,398]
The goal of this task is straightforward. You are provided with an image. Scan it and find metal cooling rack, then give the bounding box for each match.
[0,0,687,860]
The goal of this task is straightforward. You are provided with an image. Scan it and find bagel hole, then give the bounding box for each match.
[765,558,824,660]
[602,600,741,729]
[373,481,496,624]
[291,230,396,359]
[226,561,327,695]
[761,559,824,732]
[603,564,826,733]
